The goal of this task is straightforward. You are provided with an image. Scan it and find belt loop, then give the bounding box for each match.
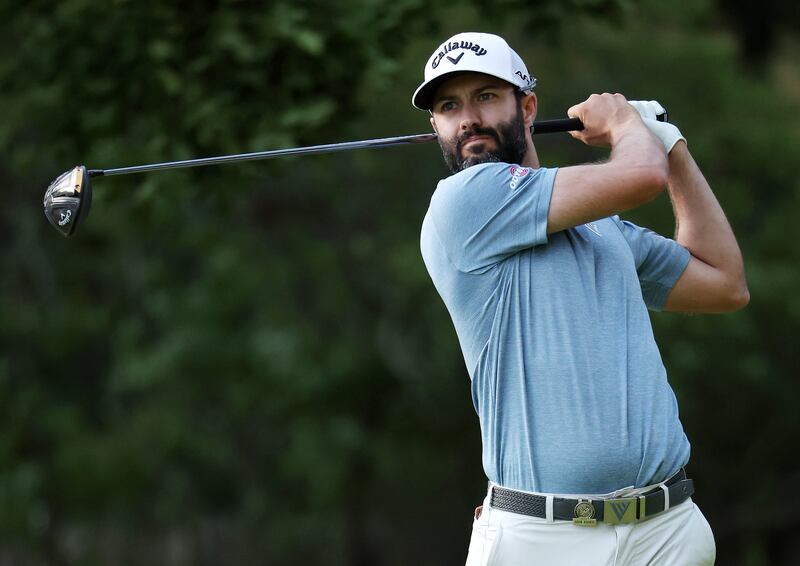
[545,495,554,523]
[660,483,670,511]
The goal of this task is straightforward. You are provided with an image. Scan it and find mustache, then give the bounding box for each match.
[456,127,501,151]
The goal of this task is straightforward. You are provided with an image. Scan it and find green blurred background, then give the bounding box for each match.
[1,1,798,564]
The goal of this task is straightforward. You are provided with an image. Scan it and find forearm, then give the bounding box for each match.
[549,116,668,234]
[610,124,669,195]
[667,142,747,293]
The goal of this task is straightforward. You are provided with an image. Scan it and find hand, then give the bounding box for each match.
[627,99,667,120]
[628,100,686,153]
[567,93,644,148]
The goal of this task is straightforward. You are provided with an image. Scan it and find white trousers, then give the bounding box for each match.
[465,488,716,566]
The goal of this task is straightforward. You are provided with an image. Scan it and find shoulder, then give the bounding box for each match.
[608,215,662,243]
[433,163,556,205]
[437,162,550,189]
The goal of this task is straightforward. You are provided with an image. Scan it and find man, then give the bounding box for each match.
[413,32,748,565]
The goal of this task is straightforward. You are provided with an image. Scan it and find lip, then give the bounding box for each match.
[462,135,494,148]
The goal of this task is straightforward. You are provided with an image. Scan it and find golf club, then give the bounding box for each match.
[43,112,667,237]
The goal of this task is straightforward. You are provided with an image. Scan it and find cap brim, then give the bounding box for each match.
[412,71,474,111]
[412,70,528,111]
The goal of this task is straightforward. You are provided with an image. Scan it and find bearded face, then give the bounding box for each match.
[438,97,528,174]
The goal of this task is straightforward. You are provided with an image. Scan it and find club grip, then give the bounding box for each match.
[532,118,584,134]
[533,110,668,135]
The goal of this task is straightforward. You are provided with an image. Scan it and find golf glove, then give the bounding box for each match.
[628,100,686,154]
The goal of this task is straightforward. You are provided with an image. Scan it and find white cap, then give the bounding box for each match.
[412,32,536,111]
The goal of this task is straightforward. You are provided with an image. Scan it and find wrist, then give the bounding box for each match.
[667,139,690,172]
[609,115,651,147]
[643,119,686,154]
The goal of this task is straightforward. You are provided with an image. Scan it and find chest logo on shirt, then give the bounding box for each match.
[585,222,602,237]
[508,166,530,190]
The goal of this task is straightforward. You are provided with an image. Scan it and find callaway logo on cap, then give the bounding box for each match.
[412,32,537,111]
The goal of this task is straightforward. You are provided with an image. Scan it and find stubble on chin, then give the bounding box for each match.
[460,145,502,170]
[440,138,500,174]
[438,103,528,175]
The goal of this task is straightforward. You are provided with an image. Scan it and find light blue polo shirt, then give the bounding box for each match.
[420,162,692,494]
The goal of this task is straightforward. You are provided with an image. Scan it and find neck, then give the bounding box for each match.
[521,141,540,168]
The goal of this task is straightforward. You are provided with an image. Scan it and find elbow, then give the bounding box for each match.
[648,156,670,194]
[647,172,668,202]
[636,157,669,202]
[720,281,750,312]
[729,285,750,311]
[635,168,668,205]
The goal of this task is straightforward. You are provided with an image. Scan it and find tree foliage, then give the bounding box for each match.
[0,1,797,564]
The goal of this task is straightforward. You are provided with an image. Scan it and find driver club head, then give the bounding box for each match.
[43,165,92,237]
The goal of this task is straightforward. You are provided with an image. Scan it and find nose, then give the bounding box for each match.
[458,102,482,131]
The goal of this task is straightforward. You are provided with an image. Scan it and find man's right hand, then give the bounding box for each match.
[546,92,669,234]
[566,93,647,148]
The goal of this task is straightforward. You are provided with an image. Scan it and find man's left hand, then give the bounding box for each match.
[628,100,686,153]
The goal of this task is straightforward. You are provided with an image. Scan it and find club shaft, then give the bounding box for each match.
[88,118,584,178]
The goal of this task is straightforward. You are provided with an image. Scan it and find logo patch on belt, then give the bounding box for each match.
[604,498,638,524]
[573,500,597,527]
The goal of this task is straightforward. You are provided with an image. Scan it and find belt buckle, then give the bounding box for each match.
[603,497,640,524]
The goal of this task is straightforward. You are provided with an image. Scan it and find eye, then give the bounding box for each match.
[477,92,497,102]
[439,100,457,113]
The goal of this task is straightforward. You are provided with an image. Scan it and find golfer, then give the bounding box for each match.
[414,32,748,565]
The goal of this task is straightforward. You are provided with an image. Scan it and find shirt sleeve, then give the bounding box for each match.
[612,216,691,311]
[428,163,557,273]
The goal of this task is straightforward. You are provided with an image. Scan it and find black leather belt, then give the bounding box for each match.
[489,468,693,526]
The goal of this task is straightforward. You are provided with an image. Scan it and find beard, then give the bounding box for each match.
[438,101,528,175]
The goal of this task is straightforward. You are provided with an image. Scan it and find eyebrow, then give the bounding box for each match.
[433,83,506,106]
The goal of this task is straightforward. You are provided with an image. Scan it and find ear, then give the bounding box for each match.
[522,92,538,128]
[430,115,438,134]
